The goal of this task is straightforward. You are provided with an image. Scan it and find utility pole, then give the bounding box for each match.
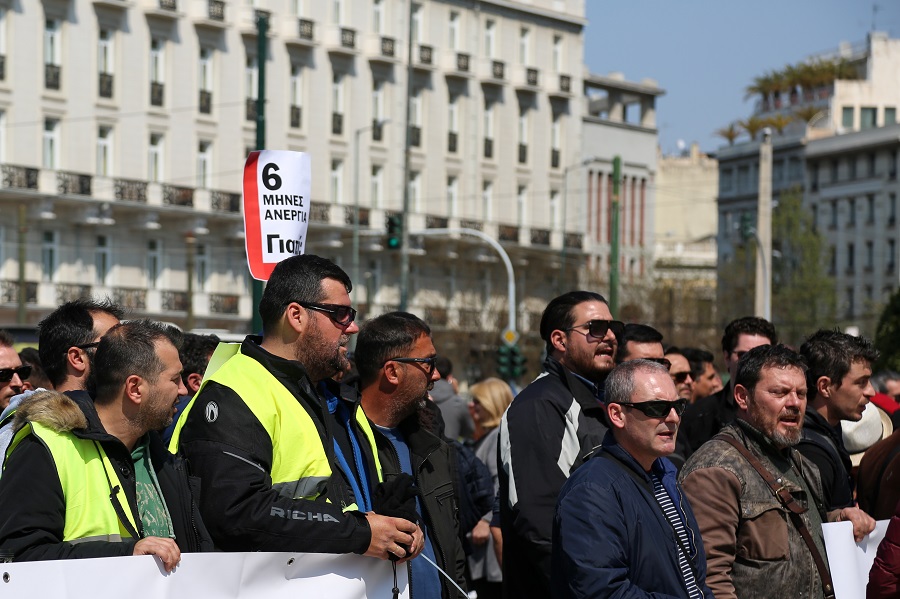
[16,204,27,324]
[250,10,268,334]
[756,129,773,320]
[399,1,415,311]
[610,156,621,317]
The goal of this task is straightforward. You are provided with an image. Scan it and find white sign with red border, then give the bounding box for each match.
[243,150,311,281]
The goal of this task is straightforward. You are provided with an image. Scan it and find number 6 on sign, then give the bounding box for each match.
[243,150,311,281]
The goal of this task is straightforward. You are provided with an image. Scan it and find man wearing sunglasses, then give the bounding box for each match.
[665,349,695,402]
[552,360,713,599]
[499,291,621,599]
[0,330,25,409]
[171,255,423,563]
[357,312,468,598]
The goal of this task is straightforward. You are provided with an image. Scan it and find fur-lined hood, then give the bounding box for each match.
[13,390,88,434]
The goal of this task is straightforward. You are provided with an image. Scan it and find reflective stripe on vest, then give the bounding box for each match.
[7,422,138,544]
[169,351,382,510]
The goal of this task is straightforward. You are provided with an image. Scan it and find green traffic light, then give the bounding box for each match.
[386,215,402,250]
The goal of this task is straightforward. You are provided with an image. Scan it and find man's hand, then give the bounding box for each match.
[490,525,503,567]
[133,537,181,572]
[471,519,490,546]
[838,506,876,542]
[364,513,418,561]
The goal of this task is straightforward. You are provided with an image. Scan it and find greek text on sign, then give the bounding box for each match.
[243,151,312,281]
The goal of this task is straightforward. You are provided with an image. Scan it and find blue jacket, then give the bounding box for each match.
[552,433,714,599]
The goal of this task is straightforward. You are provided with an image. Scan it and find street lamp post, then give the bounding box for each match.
[559,156,601,293]
[352,119,389,304]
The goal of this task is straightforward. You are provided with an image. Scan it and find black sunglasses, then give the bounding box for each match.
[298,302,357,326]
[671,371,692,384]
[386,356,438,376]
[0,365,32,383]
[566,319,625,340]
[617,398,687,418]
[645,357,672,370]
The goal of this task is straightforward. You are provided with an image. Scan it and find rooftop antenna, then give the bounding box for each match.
[872,3,879,31]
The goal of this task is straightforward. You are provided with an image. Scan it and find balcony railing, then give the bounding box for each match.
[332,112,343,135]
[0,280,38,305]
[551,148,560,169]
[113,287,147,310]
[57,171,92,196]
[159,0,177,9]
[372,119,384,142]
[99,73,113,98]
[448,131,458,153]
[418,44,433,65]
[380,36,395,57]
[114,178,148,203]
[424,306,449,327]
[426,215,448,229]
[211,190,240,212]
[340,27,356,49]
[518,143,527,164]
[290,105,301,129]
[298,18,314,40]
[2,165,39,190]
[246,97,257,121]
[207,0,224,20]
[310,202,330,223]
[45,64,61,90]
[56,284,92,304]
[210,293,240,315]
[344,206,370,227]
[530,228,551,246]
[150,81,164,106]
[559,74,571,93]
[456,52,470,72]
[499,225,519,242]
[162,184,194,207]
[526,68,539,86]
[409,125,421,147]
[161,290,189,312]
[484,138,493,159]
[459,219,483,231]
[564,232,583,249]
[491,60,505,80]
[199,90,212,114]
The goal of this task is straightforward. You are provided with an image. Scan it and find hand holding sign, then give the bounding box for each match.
[243,151,311,281]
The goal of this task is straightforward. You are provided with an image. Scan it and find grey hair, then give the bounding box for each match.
[604,359,670,405]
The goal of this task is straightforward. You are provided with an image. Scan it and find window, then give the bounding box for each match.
[830,200,838,228]
[842,106,854,129]
[410,88,422,127]
[447,176,458,217]
[484,19,495,58]
[482,180,492,221]
[330,159,343,204]
[290,64,303,127]
[889,239,897,271]
[517,185,527,226]
[550,189,560,229]
[518,106,528,163]
[372,79,384,123]
[519,28,530,64]
[148,133,163,182]
[846,288,854,317]
[150,38,164,83]
[861,107,876,130]
[42,230,57,282]
[44,19,60,66]
[196,243,208,292]
[411,3,422,44]
[891,193,898,224]
[0,7,7,67]
[448,94,459,134]
[95,235,110,285]
[448,11,460,50]
[98,29,113,75]
[867,194,875,223]
[370,165,383,207]
[552,35,563,72]
[199,48,213,92]
[408,171,421,211]
[847,198,856,226]
[830,160,839,183]
[293,0,304,15]
[372,0,384,34]
[97,126,112,177]
[887,107,897,125]
[0,110,5,163]
[332,71,344,114]
[848,156,857,180]
[197,140,212,189]
[847,242,855,270]
[43,118,59,169]
[551,113,561,151]
[484,99,494,140]
[147,239,161,289]
[332,0,342,24]
[246,55,258,101]
[866,241,874,270]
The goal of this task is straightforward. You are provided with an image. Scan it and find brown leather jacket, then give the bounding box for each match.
[678,420,831,599]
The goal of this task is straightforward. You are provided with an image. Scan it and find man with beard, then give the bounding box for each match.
[498,291,621,599]
[357,312,467,598]
[0,320,212,566]
[679,345,872,599]
[0,330,26,410]
[170,255,423,560]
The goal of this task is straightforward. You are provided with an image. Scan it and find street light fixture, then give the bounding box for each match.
[559,156,602,292]
[352,118,390,305]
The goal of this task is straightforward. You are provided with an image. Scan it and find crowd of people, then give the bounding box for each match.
[2,253,900,598]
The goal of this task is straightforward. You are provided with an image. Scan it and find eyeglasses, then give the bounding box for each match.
[74,342,100,351]
[671,371,692,385]
[298,302,357,326]
[386,356,438,376]
[617,398,687,418]
[644,357,672,370]
[565,319,625,340]
[0,365,32,383]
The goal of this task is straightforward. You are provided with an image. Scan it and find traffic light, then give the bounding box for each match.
[386,215,402,250]
[496,344,512,379]
[511,345,527,378]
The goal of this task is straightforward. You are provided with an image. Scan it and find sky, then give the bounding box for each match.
[583,0,900,156]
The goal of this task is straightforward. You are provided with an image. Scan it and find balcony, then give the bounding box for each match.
[459,219,483,232]
[551,148,560,169]
[146,0,179,19]
[550,73,574,99]
[0,280,38,305]
[113,287,147,310]
[531,228,551,246]
[366,35,396,63]
[159,0,177,8]
[564,232,584,249]
[499,225,519,243]
[207,0,224,20]
[210,293,240,315]
[448,131,458,153]
[199,89,212,114]
[332,112,343,136]
[285,18,316,47]
[325,26,357,55]
[290,105,301,129]
[480,59,505,85]
[2,165,39,190]
[150,81,164,107]
[372,120,384,142]
[45,64,61,90]
[310,202,330,223]
[514,66,540,91]
[161,290,189,312]
[57,171,92,196]
[114,178,148,203]
[343,206,370,227]
[518,143,528,164]
[483,138,493,159]
[426,215,448,229]
[246,97,257,122]
[415,44,434,69]
[56,284,92,304]
[162,184,194,207]
[98,72,114,99]
[210,190,240,212]
[409,125,421,148]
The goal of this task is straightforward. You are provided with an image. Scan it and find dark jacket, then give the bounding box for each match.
[0,390,212,561]
[175,336,376,553]
[797,409,855,510]
[498,357,609,599]
[858,429,900,519]
[552,433,714,599]
[431,379,474,441]
[373,413,468,599]
[673,383,736,467]
[868,497,900,598]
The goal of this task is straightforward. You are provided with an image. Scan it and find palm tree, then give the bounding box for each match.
[765,113,795,135]
[794,105,823,124]
[738,116,767,141]
[715,123,741,146]
[745,74,774,111]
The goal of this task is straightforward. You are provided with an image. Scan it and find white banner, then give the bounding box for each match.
[0,552,409,598]
[823,519,889,598]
